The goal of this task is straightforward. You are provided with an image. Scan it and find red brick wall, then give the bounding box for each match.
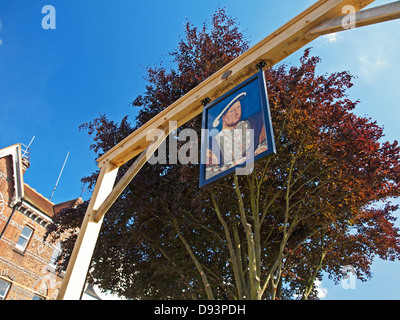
[0,156,15,205]
[0,155,64,300]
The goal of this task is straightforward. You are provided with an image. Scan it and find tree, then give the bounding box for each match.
[46,9,400,300]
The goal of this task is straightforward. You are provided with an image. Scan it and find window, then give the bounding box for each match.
[49,242,61,268]
[16,226,33,251]
[0,278,11,300]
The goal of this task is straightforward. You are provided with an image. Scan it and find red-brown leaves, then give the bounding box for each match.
[265,49,400,295]
[48,11,400,299]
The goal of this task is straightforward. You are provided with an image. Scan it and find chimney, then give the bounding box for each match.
[22,157,30,175]
[21,143,31,175]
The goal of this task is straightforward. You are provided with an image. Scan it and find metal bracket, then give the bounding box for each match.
[255,60,267,70]
[201,97,211,106]
[221,70,232,80]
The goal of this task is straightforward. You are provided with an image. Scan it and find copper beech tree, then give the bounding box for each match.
[46,9,400,300]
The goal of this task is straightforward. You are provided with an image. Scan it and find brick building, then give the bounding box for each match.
[0,143,82,300]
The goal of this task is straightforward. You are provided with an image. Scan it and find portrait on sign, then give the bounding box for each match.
[199,71,276,187]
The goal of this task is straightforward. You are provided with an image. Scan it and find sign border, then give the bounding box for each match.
[199,70,276,188]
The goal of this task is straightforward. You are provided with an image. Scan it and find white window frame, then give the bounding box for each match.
[49,242,62,268]
[16,225,33,252]
[0,278,11,300]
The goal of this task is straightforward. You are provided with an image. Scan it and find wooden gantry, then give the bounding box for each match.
[58,0,400,299]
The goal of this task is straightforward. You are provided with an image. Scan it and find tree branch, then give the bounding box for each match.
[172,219,215,300]
[210,189,245,299]
[233,175,261,299]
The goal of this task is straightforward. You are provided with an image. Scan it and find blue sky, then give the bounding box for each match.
[0,0,399,299]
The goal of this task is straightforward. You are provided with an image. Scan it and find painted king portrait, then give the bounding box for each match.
[200,71,276,187]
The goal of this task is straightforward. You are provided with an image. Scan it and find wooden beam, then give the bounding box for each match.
[309,1,400,36]
[93,126,171,223]
[57,161,119,300]
[59,0,381,300]
[96,0,375,168]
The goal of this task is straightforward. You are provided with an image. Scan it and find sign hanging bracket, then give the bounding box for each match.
[255,60,267,70]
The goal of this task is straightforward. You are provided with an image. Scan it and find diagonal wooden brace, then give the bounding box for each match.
[58,126,170,299]
[92,126,171,223]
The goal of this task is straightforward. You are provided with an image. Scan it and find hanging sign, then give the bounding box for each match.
[200,70,276,187]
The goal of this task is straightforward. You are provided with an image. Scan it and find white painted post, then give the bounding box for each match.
[57,160,119,300]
